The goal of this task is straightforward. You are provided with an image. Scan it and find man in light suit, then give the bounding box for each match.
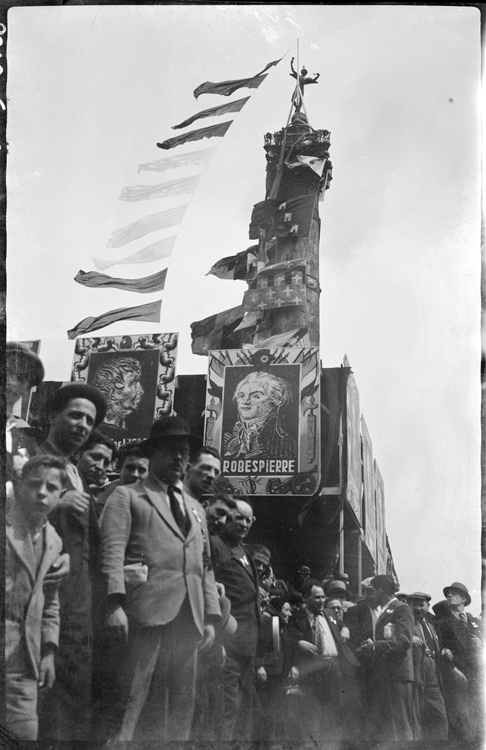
[357,574,414,741]
[100,416,221,742]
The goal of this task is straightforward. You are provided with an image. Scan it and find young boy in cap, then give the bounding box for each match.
[6,455,67,740]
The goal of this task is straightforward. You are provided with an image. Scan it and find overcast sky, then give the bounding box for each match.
[6,5,481,608]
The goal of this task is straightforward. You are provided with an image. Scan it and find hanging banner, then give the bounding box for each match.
[345,372,362,522]
[361,415,376,561]
[70,333,178,449]
[374,461,387,573]
[204,347,320,497]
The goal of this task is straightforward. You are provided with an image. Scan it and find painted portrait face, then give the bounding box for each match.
[235,377,275,422]
[116,371,144,412]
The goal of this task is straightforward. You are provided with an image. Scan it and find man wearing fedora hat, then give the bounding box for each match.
[437,582,482,741]
[408,591,448,740]
[100,416,221,742]
[34,383,107,741]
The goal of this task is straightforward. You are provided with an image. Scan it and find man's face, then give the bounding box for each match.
[446,588,467,611]
[116,372,144,412]
[6,359,32,417]
[327,599,344,621]
[280,602,292,624]
[50,398,97,454]
[235,378,275,422]
[205,499,234,535]
[222,500,254,542]
[410,598,429,620]
[363,587,375,607]
[20,467,64,525]
[120,455,149,485]
[78,443,113,486]
[368,586,383,609]
[149,437,190,485]
[184,452,221,498]
[254,557,270,582]
[305,585,325,615]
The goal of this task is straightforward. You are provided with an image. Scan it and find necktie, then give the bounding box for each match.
[313,614,326,655]
[168,485,189,537]
[460,612,468,626]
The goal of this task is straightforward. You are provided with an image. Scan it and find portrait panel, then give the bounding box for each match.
[205,347,320,496]
[71,332,178,449]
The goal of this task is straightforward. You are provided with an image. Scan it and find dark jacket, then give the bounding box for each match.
[437,611,482,678]
[211,534,261,658]
[370,599,414,685]
[287,608,343,676]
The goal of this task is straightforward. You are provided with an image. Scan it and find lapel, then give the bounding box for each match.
[230,543,256,583]
[6,511,36,585]
[34,523,60,588]
[143,476,193,541]
[376,598,399,630]
[447,613,470,646]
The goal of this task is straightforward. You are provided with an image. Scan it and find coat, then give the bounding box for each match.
[371,599,414,685]
[210,534,261,658]
[287,608,343,675]
[437,611,482,678]
[6,507,63,680]
[411,618,443,688]
[100,475,221,634]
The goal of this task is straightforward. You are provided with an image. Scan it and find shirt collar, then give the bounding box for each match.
[150,474,183,493]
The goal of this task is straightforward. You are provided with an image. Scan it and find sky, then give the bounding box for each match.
[6,5,482,609]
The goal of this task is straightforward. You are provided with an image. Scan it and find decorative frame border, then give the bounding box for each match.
[71,332,178,446]
[205,347,320,496]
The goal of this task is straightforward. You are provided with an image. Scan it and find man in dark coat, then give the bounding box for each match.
[286,578,344,743]
[437,581,483,742]
[211,498,264,740]
[357,574,414,742]
[408,591,448,740]
[35,383,107,741]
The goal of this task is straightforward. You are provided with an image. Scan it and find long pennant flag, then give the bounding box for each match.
[172,97,250,130]
[67,300,162,340]
[249,195,315,240]
[138,147,215,173]
[243,259,306,313]
[157,121,232,151]
[207,245,258,281]
[107,204,187,248]
[243,327,310,349]
[119,174,201,202]
[191,305,246,356]
[74,268,167,294]
[194,58,281,99]
[93,236,176,271]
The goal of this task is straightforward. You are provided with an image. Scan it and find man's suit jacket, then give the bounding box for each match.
[344,599,375,655]
[287,608,343,674]
[100,475,221,634]
[210,534,261,658]
[411,618,442,688]
[437,611,482,678]
[371,599,414,685]
[6,508,63,680]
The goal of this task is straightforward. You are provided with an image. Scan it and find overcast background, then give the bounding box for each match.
[6,5,481,609]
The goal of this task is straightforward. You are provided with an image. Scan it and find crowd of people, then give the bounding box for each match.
[5,341,484,745]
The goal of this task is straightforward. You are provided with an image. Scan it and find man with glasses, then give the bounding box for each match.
[211,499,264,740]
